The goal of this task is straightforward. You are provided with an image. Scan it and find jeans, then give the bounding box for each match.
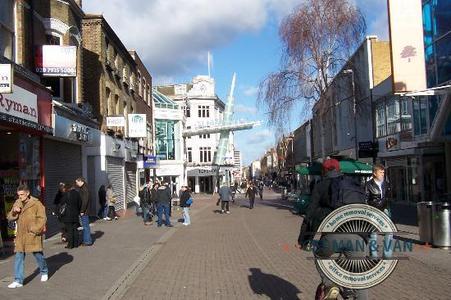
[370,208,393,258]
[14,252,48,284]
[157,203,171,226]
[183,207,191,225]
[98,205,107,218]
[81,214,92,245]
[142,204,151,223]
[221,201,229,212]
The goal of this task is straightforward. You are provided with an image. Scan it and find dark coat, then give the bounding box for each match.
[78,184,89,213]
[156,186,171,204]
[98,185,106,206]
[179,190,192,208]
[60,189,82,223]
[246,186,258,200]
[365,178,390,210]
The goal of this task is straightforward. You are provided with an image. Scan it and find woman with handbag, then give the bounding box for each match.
[106,184,118,221]
[179,186,192,226]
[60,183,82,249]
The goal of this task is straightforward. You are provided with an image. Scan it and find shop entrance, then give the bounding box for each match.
[199,176,213,194]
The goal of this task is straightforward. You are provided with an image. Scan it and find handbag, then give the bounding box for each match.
[186,198,193,205]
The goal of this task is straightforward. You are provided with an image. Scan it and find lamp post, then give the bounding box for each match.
[343,69,357,160]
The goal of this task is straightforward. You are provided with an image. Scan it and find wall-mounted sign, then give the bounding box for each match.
[71,123,90,142]
[0,64,13,93]
[128,114,146,137]
[35,45,77,77]
[0,85,38,122]
[106,116,126,127]
[143,154,158,168]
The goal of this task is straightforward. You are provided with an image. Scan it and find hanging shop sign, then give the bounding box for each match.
[0,64,13,93]
[128,114,147,138]
[35,45,77,77]
[106,116,126,127]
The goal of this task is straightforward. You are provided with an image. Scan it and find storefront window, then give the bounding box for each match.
[401,98,412,131]
[386,98,400,135]
[155,120,175,160]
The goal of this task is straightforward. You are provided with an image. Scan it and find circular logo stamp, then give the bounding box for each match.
[315,204,398,289]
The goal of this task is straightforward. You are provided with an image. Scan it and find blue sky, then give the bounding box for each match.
[83,0,389,165]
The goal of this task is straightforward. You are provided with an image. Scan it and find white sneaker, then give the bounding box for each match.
[221,210,225,214]
[183,223,189,226]
[226,211,230,214]
[41,274,48,282]
[8,281,23,288]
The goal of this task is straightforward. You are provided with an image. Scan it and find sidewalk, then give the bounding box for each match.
[0,198,209,300]
[122,189,451,299]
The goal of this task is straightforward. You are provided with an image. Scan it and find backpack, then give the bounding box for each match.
[327,175,366,209]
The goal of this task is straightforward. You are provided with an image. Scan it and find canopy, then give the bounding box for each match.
[295,160,372,175]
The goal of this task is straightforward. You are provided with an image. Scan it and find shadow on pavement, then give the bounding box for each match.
[24,252,73,284]
[92,230,104,243]
[248,268,301,300]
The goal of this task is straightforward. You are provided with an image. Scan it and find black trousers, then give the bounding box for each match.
[64,222,79,248]
[221,201,229,211]
[249,197,255,209]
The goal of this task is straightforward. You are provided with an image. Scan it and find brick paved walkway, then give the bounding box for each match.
[122,190,451,300]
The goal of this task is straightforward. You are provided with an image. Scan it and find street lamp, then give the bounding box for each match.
[343,69,357,160]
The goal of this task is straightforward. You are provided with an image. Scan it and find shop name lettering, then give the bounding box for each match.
[0,94,37,118]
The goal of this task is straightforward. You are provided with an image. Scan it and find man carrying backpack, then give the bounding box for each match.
[298,159,368,300]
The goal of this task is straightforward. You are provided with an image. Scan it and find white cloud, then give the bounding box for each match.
[242,86,259,97]
[82,0,300,78]
[234,104,258,114]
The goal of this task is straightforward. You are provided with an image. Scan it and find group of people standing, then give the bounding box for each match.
[97,184,118,221]
[138,181,193,227]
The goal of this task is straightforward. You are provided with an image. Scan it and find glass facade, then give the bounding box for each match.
[155,120,176,160]
[423,0,451,86]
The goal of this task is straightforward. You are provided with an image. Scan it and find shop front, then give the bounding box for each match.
[187,166,223,194]
[0,74,52,241]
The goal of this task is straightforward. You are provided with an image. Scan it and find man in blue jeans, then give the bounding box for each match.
[7,184,48,288]
[76,177,93,246]
[156,182,173,227]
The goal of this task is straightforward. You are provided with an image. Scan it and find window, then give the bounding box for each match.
[376,102,386,138]
[199,147,211,163]
[198,105,210,118]
[413,96,428,135]
[200,133,210,139]
[386,97,400,135]
[401,98,412,131]
[183,105,191,117]
[0,0,14,60]
[187,147,192,162]
[155,120,176,160]
[436,33,451,84]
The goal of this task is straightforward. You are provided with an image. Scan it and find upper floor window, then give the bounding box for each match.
[183,105,191,117]
[200,147,211,163]
[200,133,210,139]
[198,105,210,118]
[0,0,15,60]
[187,147,192,162]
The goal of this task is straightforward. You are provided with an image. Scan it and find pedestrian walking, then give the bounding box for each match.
[258,181,264,200]
[75,177,92,246]
[179,185,192,226]
[53,182,66,243]
[156,181,172,227]
[365,163,393,258]
[60,183,82,249]
[297,159,368,300]
[245,182,258,209]
[97,184,107,219]
[139,181,153,226]
[218,184,232,214]
[106,184,118,221]
[7,184,48,288]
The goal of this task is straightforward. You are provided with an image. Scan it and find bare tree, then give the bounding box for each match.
[258,0,366,129]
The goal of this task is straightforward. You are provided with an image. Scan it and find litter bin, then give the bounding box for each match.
[432,202,451,248]
[417,201,433,244]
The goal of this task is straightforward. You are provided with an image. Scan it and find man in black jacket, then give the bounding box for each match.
[298,159,368,300]
[75,177,92,246]
[156,182,172,227]
[365,163,393,258]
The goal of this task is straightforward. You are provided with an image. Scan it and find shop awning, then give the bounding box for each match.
[296,160,373,175]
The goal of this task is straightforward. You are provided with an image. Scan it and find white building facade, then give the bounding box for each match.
[157,75,235,193]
